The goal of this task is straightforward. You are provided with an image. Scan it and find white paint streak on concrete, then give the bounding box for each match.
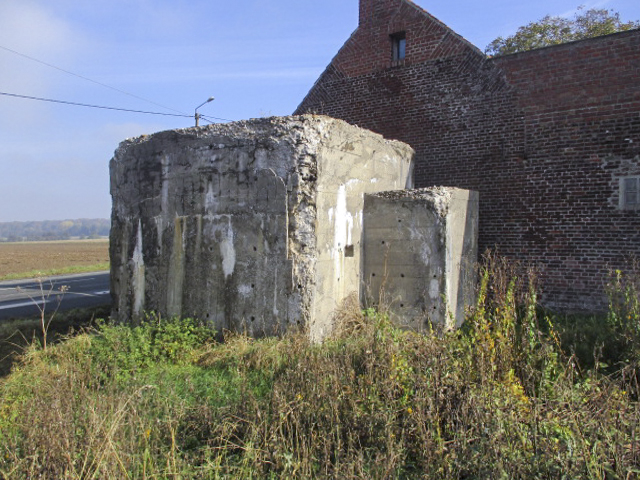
[346,212,354,246]
[408,223,432,265]
[333,185,347,262]
[220,218,236,279]
[333,185,354,280]
[429,279,440,301]
[154,216,163,250]
[238,284,252,297]
[132,219,145,315]
[273,265,279,316]
[132,220,144,270]
[205,182,216,210]
[181,216,187,252]
[161,155,169,213]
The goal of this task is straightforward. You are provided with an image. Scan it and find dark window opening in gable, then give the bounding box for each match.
[391,32,406,62]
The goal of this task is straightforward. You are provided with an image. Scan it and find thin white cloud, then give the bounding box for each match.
[0,2,74,58]
[0,0,80,127]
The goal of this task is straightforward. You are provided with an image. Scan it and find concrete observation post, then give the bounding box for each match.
[110,115,414,341]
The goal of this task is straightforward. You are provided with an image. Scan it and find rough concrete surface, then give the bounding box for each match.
[110,115,413,340]
[363,187,478,329]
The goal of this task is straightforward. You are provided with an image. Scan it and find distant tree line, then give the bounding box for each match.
[0,219,110,242]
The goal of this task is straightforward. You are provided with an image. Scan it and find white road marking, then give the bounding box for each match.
[0,272,110,314]
[0,299,47,311]
[62,292,87,298]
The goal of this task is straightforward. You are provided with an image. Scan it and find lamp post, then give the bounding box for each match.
[195,96,215,127]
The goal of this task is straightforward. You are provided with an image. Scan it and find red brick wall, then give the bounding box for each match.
[295,0,640,311]
[493,33,640,309]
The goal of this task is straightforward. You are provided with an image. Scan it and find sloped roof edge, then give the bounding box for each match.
[401,0,484,55]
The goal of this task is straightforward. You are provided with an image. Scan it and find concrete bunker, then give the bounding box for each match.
[110,115,414,340]
[362,188,479,330]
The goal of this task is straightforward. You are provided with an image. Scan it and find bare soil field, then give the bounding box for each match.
[0,239,109,279]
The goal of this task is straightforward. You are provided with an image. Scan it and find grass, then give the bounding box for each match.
[0,239,109,280]
[0,305,110,377]
[0,264,110,281]
[0,254,638,479]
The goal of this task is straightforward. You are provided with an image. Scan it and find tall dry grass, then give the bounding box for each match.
[0,254,639,478]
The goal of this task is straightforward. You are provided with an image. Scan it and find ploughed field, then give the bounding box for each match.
[0,239,109,279]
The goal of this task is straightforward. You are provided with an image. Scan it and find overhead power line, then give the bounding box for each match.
[0,44,188,116]
[200,113,234,123]
[0,91,192,118]
[0,44,236,124]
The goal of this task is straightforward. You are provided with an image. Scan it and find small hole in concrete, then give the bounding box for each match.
[398,219,402,223]
[433,275,437,279]
[433,306,437,310]
[251,284,255,288]
[345,245,354,257]
[298,284,303,289]
[206,313,210,319]
[381,240,385,245]
[251,316,256,322]
[401,273,405,278]
[372,273,376,277]
[253,246,257,252]
[400,304,404,308]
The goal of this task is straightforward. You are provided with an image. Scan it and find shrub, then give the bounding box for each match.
[607,264,640,364]
[89,314,217,381]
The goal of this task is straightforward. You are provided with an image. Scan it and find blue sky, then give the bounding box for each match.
[1,0,638,222]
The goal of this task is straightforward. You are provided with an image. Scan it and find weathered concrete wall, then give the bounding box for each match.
[362,187,478,329]
[110,115,413,340]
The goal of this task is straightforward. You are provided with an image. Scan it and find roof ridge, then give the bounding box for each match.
[399,0,484,55]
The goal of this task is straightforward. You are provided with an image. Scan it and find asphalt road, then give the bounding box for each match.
[0,271,110,320]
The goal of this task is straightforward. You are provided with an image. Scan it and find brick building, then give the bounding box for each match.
[295,0,640,311]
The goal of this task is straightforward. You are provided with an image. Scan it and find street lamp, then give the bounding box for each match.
[195,96,214,127]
